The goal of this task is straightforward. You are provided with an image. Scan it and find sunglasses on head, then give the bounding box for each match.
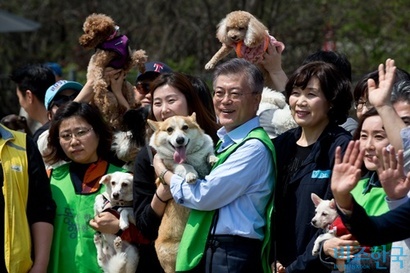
[136,82,150,94]
[50,93,77,109]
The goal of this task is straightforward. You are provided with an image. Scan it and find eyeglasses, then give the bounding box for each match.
[213,90,257,101]
[136,82,150,94]
[355,100,373,110]
[59,127,93,142]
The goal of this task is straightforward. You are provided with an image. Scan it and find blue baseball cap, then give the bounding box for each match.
[136,61,172,82]
[44,80,83,110]
[45,62,63,77]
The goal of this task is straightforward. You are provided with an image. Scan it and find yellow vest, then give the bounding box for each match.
[0,124,32,273]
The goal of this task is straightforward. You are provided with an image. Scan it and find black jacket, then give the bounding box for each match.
[272,123,351,273]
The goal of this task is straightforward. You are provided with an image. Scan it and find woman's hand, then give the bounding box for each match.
[272,261,286,273]
[367,58,396,109]
[375,146,410,200]
[89,211,120,234]
[322,234,360,259]
[260,43,288,91]
[104,68,131,110]
[153,154,167,177]
[331,141,363,210]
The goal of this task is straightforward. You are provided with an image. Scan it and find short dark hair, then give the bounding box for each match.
[353,67,410,104]
[303,50,352,82]
[10,63,56,103]
[212,58,264,94]
[285,61,353,125]
[45,101,112,164]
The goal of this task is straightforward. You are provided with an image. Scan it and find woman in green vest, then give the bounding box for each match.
[44,101,126,273]
[322,108,391,272]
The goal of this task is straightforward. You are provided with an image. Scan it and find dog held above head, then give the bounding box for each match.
[93,172,139,273]
[147,113,217,273]
[205,10,285,89]
[79,13,148,130]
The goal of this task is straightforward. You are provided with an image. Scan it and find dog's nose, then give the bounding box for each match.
[113,193,120,199]
[311,220,316,225]
[176,137,185,145]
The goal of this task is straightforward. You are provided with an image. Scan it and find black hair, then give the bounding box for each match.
[10,63,56,103]
[45,101,113,164]
[285,61,353,125]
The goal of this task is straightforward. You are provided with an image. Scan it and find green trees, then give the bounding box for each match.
[1,0,409,116]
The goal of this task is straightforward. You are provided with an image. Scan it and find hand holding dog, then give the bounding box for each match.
[89,211,121,234]
[260,43,288,92]
[375,146,410,200]
[322,234,359,259]
[331,140,363,210]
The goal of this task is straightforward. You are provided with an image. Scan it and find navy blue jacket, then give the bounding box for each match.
[272,123,351,273]
[340,198,410,246]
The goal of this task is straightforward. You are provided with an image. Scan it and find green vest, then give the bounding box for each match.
[350,176,391,252]
[175,127,276,272]
[48,162,124,273]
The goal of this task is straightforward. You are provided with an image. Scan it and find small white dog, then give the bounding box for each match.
[310,193,339,256]
[147,113,217,273]
[93,172,139,273]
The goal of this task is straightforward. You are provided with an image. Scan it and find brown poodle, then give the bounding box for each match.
[205,10,285,88]
[79,13,148,130]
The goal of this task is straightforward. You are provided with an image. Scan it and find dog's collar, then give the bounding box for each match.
[101,192,133,208]
[111,200,133,207]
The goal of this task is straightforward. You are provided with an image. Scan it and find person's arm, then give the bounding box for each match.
[260,43,288,92]
[368,58,404,150]
[154,139,273,211]
[339,197,410,246]
[26,136,56,272]
[29,222,53,273]
[132,145,164,241]
[74,80,94,103]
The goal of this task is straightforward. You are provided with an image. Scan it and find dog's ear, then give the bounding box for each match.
[329,199,336,209]
[311,193,322,207]
[99,174,111,185]
[147,119,160,132]
[244,16,268,47]
[216,17,228,44]
[190,112,197,122]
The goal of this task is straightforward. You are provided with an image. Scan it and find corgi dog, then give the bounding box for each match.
[147,113,217,273]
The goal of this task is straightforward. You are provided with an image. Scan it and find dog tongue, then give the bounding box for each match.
[173,146,186,164]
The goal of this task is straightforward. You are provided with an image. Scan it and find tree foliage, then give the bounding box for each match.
[1,0,409,116]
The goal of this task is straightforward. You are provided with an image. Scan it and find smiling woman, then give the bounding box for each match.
[270,61,353,273]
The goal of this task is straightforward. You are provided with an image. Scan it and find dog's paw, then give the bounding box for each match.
[114,236,123,252]
[119,221,130,231]
[186,172,198,183]
[205,62,215,70]
[312,245,320,256]
[208,155,218,166]
[94,233,102,245]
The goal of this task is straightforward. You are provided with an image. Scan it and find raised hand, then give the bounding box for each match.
[374,146,410,200]
[331,141,364,210]
[367,58,396,109]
